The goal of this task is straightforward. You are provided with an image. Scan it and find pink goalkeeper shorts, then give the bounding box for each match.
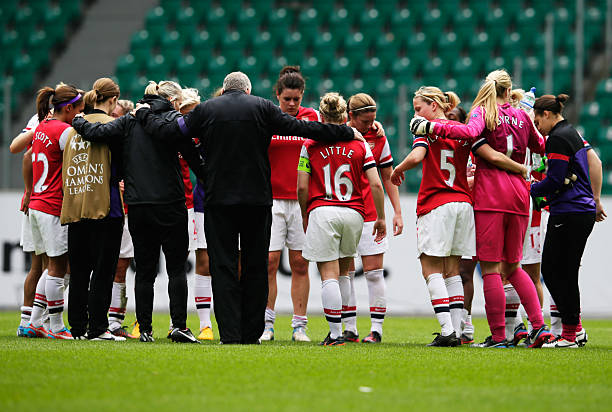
[475,211,529,263]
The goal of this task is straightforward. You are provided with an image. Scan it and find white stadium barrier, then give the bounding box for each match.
[0,191,610,316]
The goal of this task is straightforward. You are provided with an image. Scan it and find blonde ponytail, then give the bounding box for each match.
[468,69,513,131]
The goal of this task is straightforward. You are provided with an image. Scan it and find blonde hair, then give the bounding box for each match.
[84,77,120,108]
[347,93,376,114]
[509,89,525,108]
[319,92,347,124]
[180,88,201,110]
[144,80,182,102]
[414,86,460,114]
[116,99,134,115]
[212,87,223,98]
[469,69,513,131]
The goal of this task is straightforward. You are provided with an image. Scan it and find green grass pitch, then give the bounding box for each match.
[1,311,611,411]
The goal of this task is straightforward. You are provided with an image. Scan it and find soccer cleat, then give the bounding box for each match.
[460,334,474,345]
[471,336,507,348]
[131,321,141,339]
[260,327,274,341]
[17,325,30,337]
[512,323,528,346]
[197,327,214,341]
[74,334,88,340]
[110,326,136,339]
[542,336,579,348]
[319,333,345,346]
[48,327,74,340]
[427,332,460,347]
[90,330,126,341]
[139,331,155,342]
[576,329,588,347]
[362,331,382,343]
[528,325,553,348]
[342,330,360,343]
[170,328,200,343]
[292,327,311,342]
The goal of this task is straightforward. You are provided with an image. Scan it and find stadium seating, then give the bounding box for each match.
[1,0,84,118]
[111,0,608,193]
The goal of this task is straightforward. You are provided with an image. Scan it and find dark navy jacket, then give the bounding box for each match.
[531,120,596,215]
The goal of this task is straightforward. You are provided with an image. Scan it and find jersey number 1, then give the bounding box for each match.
[323,163,353,201]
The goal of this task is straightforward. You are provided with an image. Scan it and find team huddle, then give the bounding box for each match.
[10,65,604,347]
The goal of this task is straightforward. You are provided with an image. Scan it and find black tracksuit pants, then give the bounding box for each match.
[128,202,188,334]
[68,217,123,337]
[541,212,595,327]
[204,205,271,344]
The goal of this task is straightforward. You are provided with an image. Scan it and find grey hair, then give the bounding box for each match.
[223,72,251,92]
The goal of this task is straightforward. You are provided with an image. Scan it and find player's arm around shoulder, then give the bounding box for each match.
[297,142,311,233]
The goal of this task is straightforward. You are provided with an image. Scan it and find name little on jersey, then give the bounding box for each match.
[319,145,355,159]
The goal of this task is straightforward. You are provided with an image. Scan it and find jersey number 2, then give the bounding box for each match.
[323,163,353,201]
[440,149,456,187]
[32,152,49,193]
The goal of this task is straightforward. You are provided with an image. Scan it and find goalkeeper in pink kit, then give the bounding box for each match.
[411,70,553,347]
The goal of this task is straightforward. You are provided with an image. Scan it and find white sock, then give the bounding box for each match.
[194,275,212,329]
[63,273,70,293]
[504,284,521,341]
[46,275,66,333]
[365,269,386,335]
[549,293,562,337]
[264,307,275,329]
[463,313,474,339]
[321,279,342,339]
[108,282,127,331]
[445,275,464,337]
[291,314,307,329]
[20,306,32,327]
[30,270,48,327]
[426,273,453,336]
[339,271,357,334]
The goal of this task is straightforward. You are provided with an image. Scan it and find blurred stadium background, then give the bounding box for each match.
[1,0,611,193]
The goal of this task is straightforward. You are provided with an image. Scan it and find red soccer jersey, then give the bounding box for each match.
[360,128,393,222]
[178,155,194,209]
[269,106,320,200]
[412,118,473,217]
[299,139,376,218]
[29,119,72,216]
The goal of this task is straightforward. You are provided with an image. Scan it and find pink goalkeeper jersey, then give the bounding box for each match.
[432,104,545,216]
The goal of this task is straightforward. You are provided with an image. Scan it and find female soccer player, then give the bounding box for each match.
[24,83,84,339]
[297,92,386,346]
[339,93,403,344]
[263,66,318,342]
[392,86,528,346]
[410,70,553,348]
[530,95,597,348]
[178,88,214,340]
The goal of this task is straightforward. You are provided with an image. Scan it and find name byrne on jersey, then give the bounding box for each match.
[497,115,525,128]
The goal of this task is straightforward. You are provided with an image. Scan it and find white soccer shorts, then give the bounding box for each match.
[119,215,134,259]
[29,209,68,257]
[302,206,364,262]
[357,220,389,256]
[269,199,307,251]
[416,202,476,258]
[195,211,207,250]
[187,207,197,252]
[20,213,35,253]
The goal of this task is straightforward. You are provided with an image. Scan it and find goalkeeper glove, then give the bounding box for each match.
[410,117,434,136]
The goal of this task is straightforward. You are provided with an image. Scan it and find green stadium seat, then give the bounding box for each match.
[237,7,263,41]
[343,0,368,14]
[311,32,339,64]
[130,30,153,64]
[329,57,356,78]
[206,55,232,85]
[391,57,418,83]
[205,6,230,32]
[145,54,171,82]
[360,57,386,84]
[358,8,384,40]
[484,7,511,43]
[251,31,276,63]
[238,55,265,79]
[282,32,307,66]
[250,0,275,15]
[251,77,273,100]
[190,30,216,61]
[175,7,198,41]
[15,6,37,37]
[374,34,401,67]
[176,54,200,86]
[390,9,415,46]
[436,32,462,62]
[343,32,370,62]
[453,8,477,36]
[267,8,292,41]
[500,32,523,62]
[145,7,168,41]
[267,57,291,78]
[327,7,352,40]
[12,54,35,92]
[297,8,323,42]
[468,0,492,22]
[422,57,447,84]
[516,7,542,40]
[159,0,181,14]
[301,56,326,80]
[161,31,184,64]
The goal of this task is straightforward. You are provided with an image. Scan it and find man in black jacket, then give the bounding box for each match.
[134,72,360,344]
[72,90,205,343]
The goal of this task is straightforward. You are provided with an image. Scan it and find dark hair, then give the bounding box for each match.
[450,106,467,123]
[275,65,305,94]
[534,94,569,115]
[36,83,83,121]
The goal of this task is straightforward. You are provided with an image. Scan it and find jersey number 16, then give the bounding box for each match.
[323,163,353,201]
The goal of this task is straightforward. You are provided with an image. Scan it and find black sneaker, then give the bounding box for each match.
[427,332,460,347]
[319,332,345,346]
[528,325,553,348]
[139,330,155,342]
[362,331,382,343]
[170,327,200,343]
[342,330,360,342]
[471,335,507,348]
[512,323,528,346]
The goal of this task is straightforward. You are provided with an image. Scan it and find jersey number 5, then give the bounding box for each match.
[440,149,456,187]
[32,152,49,193]
[323,163,353,201]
